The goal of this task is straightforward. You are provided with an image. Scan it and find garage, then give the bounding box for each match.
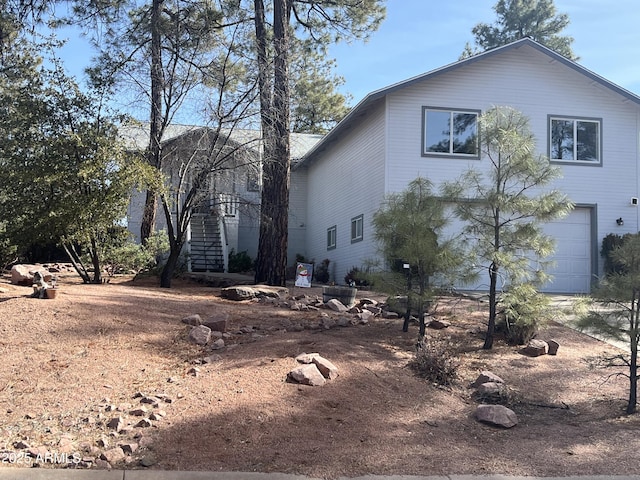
[540,207,593,294]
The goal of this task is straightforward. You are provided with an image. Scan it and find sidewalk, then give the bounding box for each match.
[3,470,640,480]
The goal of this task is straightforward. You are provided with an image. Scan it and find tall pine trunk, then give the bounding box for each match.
[140,0,164,244]
[254,0,291,286]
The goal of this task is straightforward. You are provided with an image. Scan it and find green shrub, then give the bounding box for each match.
[228,249,253,273]
[102,229,169,276]
[410,337,459,386]
[344,266,370,287]
[498,283,552,345]
[314,258,330,284]
[601,233,632,275]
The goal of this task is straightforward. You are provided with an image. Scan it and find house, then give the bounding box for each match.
[123,123,322,272]
[295,38,640,294]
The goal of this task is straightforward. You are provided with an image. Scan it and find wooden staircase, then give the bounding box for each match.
[190,214,225,272]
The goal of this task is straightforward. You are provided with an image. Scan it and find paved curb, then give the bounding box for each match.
[3,471,640,480]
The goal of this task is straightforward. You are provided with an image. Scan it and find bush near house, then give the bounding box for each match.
[228,249,253,273]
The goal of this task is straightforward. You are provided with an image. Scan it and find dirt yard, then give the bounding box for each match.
[1,269,639,478]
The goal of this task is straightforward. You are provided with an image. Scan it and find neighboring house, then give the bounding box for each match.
[123,123,322,272]
[295,38,640,294]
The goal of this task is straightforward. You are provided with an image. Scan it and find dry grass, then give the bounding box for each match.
[1,271,639,478]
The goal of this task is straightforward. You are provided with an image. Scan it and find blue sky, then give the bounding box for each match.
[328,0,640,104]
[55,0,640,109]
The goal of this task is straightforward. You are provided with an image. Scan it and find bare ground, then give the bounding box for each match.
[1,270,639,478]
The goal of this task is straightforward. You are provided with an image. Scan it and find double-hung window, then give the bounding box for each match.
[549,116,601,164]
[327,225,336,250]
[351,215,363,243]
[422,107,480,158]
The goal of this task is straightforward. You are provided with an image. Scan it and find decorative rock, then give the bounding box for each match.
[101,447,126,463]
[135,418,153,428]
[221,285,288,301]
[382,311,399,319]
[476,382,503,396]
[312,356,339,379]
[107,416,125,432]
[295,352,320,364]
[188,325,212,346]
[13,440,30,449]
[471,371,505,387]
[523,339,549,357]
[364,305,382,315]
[475,404,518,428]
[202,313,228,332]
[428,318,451,329]
[326,298,349,312]
[119,443,138,455]
[210,338,225,350]
[181,314,202,326]
[130,407,148,416]
[11,264,52,286]
[288,364,326,386]
[547,340,560,355]
[221,286,256,300]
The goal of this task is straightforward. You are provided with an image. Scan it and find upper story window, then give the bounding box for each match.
[422,107,480,158]
[549,116,601,164]
[351,215,363,243]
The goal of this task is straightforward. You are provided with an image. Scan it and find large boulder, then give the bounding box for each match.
[11,264,52,286]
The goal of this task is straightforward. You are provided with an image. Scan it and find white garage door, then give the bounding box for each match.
[540,208,592,293]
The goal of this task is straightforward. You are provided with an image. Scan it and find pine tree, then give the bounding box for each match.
[461,0,577,60]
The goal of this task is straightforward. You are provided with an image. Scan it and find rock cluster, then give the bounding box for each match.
[288,353,339,386]
[522,338,560,357]
[471,371,518,428]
[4,391,175,469]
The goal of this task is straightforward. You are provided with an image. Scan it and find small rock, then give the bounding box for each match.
[187,367,200,377]
[548,339,560,355]
[326,298,349,312]
[130,407,148,416]
[107,416,124,432]
[188,325,212,346]
[181,314,202,326]
[475,404,518,428]
[471,371,505,387]
[523,339,549,357]
[428,318,451,329]
[13,440,30,449]
[210,338,225,350]
[288,364,326,386]
[101,447,126,464]
[202,314,228,332]
[135,418,153,428]
[119,443,139,455]
[140,396,158,405]
[312,355,339,379]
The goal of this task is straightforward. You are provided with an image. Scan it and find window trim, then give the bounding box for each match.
[421,106,481,159]
[351,215,363,244]
[327,225,337,250]
[548,114,602,166]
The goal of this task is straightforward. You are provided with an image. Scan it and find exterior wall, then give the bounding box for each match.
[288,167,308,265]
[304,101,388,284]
[380,44,640,288]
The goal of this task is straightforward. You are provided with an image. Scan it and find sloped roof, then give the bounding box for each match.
[119,122,322,161]
[299,37,640,166]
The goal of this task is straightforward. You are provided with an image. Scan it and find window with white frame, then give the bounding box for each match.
[351,215,363,243]
[327,225,336,250]
[422,107,480,157]
[549,116,601,164]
